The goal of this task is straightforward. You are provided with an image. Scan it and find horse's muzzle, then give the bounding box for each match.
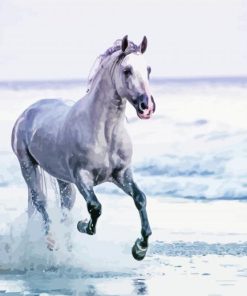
[136,94,155,119]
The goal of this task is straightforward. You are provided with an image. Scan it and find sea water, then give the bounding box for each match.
[0,78,247,295]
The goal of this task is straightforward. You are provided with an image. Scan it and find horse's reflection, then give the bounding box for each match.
[133,278,148,295]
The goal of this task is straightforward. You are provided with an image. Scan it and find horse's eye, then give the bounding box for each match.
[123,67,133,76]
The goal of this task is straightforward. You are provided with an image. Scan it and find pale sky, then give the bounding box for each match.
[0,0,247,80]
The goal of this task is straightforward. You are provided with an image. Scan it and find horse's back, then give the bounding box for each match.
[27,99,70,130]
[12,98,71,155]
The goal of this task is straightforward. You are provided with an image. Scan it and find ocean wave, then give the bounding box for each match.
[1,152,247,201]
[134,154,228,177]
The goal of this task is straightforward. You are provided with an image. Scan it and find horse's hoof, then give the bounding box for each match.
[46,233,59,251]
[77,220,95,235]
[77,220,88,233]
[47,244,54,251]
[132,238,148,261]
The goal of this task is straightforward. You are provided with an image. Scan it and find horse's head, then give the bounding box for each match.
[114,35,156,119]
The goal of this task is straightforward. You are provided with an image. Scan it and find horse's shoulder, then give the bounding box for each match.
[111,127,132,167]
[116,126,132,147]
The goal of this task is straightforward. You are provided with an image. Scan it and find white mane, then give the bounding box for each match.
[86,39,139,91]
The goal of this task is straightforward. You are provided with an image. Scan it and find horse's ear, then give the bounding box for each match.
[140,36,148,54]
[121,35,128,52]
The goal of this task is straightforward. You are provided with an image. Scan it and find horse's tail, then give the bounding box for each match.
[39,167,48,199]
[49,174,61,208]
[28,167,61,214]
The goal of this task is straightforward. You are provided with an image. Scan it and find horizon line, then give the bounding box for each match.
[0,75,247,86]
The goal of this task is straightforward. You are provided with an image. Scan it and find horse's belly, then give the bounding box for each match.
[29,131,72,182]
[32,151,72,182]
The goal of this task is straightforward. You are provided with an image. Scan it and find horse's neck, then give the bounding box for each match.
[72,68,126,142]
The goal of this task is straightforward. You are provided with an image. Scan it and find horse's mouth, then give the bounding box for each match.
[137,109,152,120]
[130,97,155,120]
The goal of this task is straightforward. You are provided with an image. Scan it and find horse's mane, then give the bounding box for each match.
[87,39,139,91]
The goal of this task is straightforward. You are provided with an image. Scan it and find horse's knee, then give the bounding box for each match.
[87,200,102,218]
[133,191,147,210]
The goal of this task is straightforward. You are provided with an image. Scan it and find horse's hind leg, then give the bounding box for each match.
[57,180,76,250]
[17,149,50,234]
[57,179,76,221]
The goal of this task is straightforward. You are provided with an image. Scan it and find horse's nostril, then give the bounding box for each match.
[140,102,147,110]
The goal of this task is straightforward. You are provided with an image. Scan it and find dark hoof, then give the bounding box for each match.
[77,220,95,235]
[77,220,88,233]
[132,238,148,261]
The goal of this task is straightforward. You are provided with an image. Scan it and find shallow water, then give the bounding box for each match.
[1,189,247,295]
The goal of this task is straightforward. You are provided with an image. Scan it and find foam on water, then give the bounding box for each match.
[0,190,141,275]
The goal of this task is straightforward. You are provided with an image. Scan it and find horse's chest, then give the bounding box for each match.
[74,134,130,184]
[90,150,120,183]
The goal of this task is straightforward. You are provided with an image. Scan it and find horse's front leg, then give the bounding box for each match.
[113,168,152,261]
[74,170,102,235]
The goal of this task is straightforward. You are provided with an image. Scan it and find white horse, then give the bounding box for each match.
[11,35,156,260]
